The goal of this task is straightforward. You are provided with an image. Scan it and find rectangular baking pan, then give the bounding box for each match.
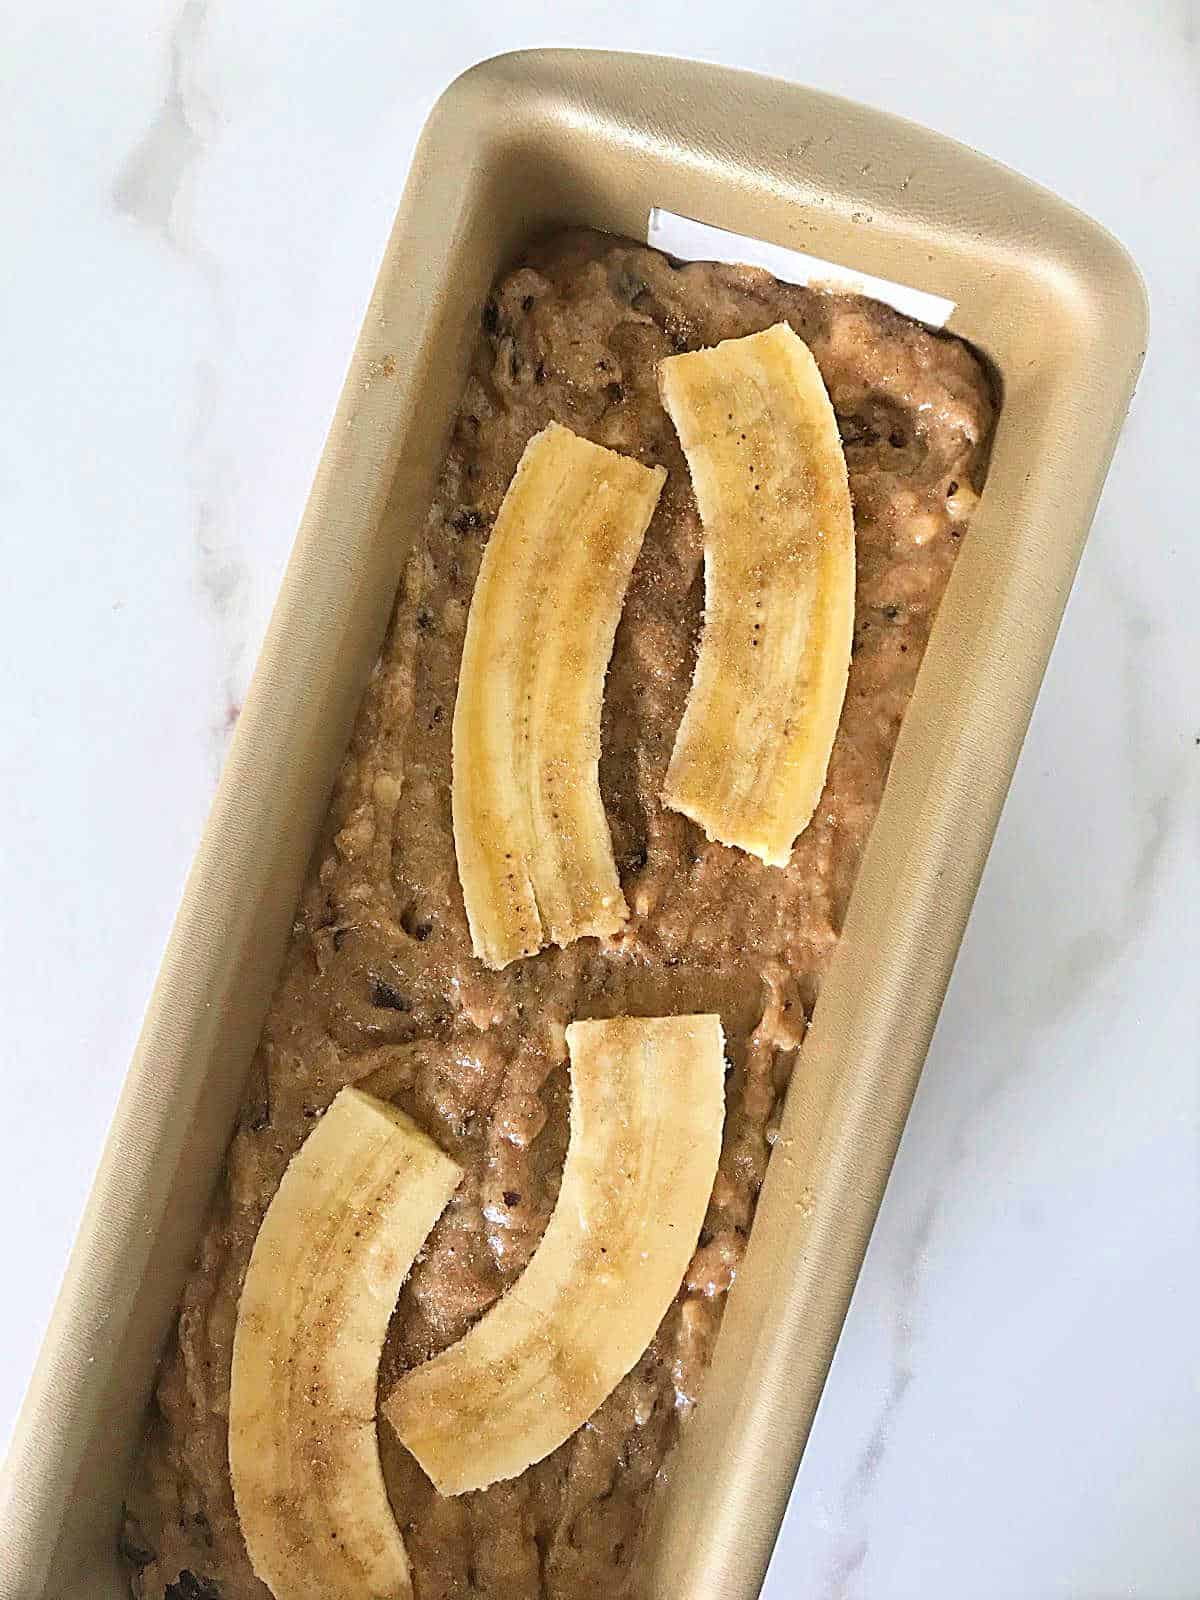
[0,49,1146,1600]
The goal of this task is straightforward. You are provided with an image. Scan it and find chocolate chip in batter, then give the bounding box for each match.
[838,414,878,446]
[164,1574,220,1600]
[401,906,434,942]
[117,1526,156,1573]
[369,975,409,1012]
[613,265,648,301]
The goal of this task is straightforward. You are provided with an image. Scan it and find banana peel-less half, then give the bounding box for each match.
[658,322,856,866]
[384,1014,726,1495]
[452,421,666,969]
[229,1087,462,1600]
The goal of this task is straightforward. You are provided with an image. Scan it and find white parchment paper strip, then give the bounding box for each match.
[647,208,956,328]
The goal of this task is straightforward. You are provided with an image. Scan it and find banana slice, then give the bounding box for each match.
[384,1014,725,1495]
[452,422,666,969]
[658,323,855,865]
[230,1087,461,1600]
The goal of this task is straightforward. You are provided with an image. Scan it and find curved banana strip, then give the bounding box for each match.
[384,1014,726,1495]
[452,422,666,969]
[230,1087,461,1600]
[659,322,855,865]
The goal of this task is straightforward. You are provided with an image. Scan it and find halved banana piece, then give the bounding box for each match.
[385,1014,725,1495]
[658,322,855,866]
[230,1087,461,1600]
[452,421,666,969]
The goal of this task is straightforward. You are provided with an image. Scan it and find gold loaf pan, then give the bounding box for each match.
[0,49,1146,1600]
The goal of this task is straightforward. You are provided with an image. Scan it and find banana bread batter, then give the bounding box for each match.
[121,228,995,1600]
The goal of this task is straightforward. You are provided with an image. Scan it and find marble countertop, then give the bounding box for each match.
[3,2,1197,1594]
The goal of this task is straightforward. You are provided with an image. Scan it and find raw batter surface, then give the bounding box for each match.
[122,229,995,1600]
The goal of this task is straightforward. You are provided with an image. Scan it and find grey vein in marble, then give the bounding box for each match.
[817,527,1181,1599]
[113,0,211,265]
[114,0,249,776]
